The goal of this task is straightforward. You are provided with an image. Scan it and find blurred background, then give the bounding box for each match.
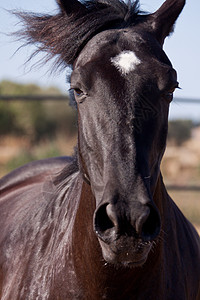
[0,0,200,232]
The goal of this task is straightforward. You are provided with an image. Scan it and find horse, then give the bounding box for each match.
[0,0,200,299]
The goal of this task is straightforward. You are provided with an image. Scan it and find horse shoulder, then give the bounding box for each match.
[0,156,73,237]
[0,157,80,299]
[0,156,72,247]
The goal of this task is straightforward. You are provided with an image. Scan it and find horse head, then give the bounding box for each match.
[19,0,185,267]
[69,0,184,267]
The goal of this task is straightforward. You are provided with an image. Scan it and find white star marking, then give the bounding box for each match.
[111,50,141,75]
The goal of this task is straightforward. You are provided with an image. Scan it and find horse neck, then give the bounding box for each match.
[153,173,172,229]
[71,178,168,298]
[71,180,105,297]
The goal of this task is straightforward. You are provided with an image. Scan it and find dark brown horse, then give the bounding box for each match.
[0,0,200,299]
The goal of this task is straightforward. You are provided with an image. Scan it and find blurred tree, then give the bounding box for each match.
[0,80,62,95]
[0,80,77,142]
[0,102,19,135]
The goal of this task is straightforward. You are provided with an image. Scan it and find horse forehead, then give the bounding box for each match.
[75,29,145,67]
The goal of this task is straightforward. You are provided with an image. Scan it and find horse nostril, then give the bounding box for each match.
[94,204,115,239]
[94,203,161,242]
[135,207,150,235]
[139,205,161,241]
[106,204,118,227]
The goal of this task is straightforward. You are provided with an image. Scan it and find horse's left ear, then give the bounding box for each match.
[56,0,86,15]
[150,0,186,45]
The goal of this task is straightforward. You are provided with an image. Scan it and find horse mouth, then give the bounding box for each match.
[98,237,152,268]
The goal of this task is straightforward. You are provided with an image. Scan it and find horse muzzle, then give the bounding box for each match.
[97,236,153,267]
[93,201,161,267]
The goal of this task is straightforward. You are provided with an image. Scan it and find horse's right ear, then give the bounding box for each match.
[149,0,185,46]
[57,0,86,15]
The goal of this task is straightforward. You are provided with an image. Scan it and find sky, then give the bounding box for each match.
[0,0,200,120]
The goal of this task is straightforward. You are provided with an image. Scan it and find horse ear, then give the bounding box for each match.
[150,0,185,45]
[56,0,86,15]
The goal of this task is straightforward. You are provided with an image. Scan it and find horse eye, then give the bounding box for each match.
[167,87,176,96]
[74,88,83,96]
[168,82,179,95]
[164,82,180,102]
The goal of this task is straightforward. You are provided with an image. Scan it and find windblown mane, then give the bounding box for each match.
[16,0,141,68]
[54,151,79,188]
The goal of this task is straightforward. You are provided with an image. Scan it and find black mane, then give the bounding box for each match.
[16,0,141,68]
